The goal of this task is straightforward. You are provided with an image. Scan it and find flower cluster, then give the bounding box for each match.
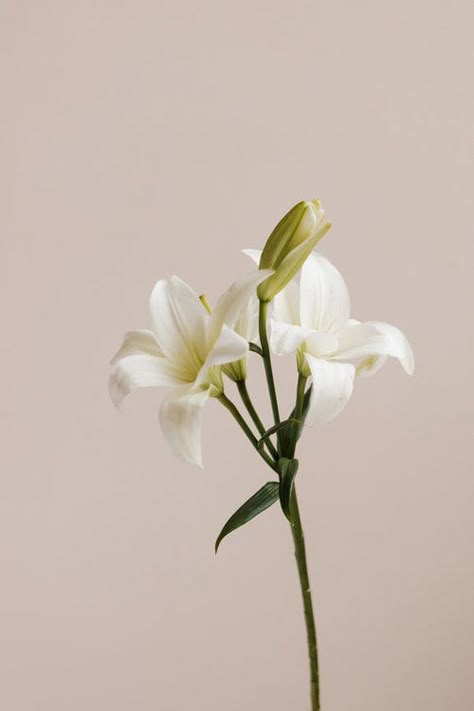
[109,199,414,711]
[109,200,413,468]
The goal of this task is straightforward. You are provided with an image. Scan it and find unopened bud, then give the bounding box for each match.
[257,200,331,301]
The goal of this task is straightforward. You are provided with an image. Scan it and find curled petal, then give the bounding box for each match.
[335,321,414,375]
[110,330,163,365]
[109,355,183,407]
[305,355,355,425]
[300,253,350,333]
[159,386,212,467]
[367,321,414,375]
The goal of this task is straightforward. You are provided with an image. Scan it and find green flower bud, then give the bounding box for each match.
[257,200,331,302]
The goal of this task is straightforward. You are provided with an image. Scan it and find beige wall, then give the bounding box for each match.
[1,1,473,709]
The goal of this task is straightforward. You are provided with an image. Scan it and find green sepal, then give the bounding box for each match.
[215,482,280,553]
[278,458,299,521]
[278,386,313,457]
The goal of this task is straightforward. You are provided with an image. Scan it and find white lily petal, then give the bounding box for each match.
[356,354,388,378]
[149,276,207,377]
[233,296,259,342]
[300,253,350,332]
[208,269,272,346]
[368,321,414,374]
[205,325,249,368]
[242,249,262,266]
[273,280,300,325]
[159,385,212,467]
[110,330,163,365]
[305,331,340,358]
[109,354,183,407]
[270,319,312,355]
[305,354,355,425]
[335,321,414,375]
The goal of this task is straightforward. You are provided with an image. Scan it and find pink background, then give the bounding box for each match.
[2,1,473,709]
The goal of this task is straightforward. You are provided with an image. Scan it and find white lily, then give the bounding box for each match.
[246,250,414,425]
[109,270,271,467]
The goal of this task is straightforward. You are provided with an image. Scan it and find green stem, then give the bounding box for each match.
[289,373,308,458]
[289,487,320,710]
[218,394,278,473]
[236,380,279,461]
[258,300,281,442]
[295,374,307,418]
[287,372,319,708]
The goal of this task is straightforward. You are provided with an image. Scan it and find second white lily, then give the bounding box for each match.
[247,250,414,425]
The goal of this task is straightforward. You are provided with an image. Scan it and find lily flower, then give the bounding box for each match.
[246,250,414,425]
[109,270,271,467]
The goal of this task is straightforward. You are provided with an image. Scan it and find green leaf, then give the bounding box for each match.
[279,386,313,457]
[256,418,299,454]
[278,458,299,522]
[215,482,280,553]
[248,341,263,356]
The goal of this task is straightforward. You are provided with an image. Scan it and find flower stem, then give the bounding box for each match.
[289,373,307,458]
[218,393,278,473]
[289,486,320,710]
[287,372,319,708]
[258,300,281,443]
[236,380,279,460]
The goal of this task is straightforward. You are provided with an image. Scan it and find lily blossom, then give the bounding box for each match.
[109,270,271,466]
[247,250,414,425]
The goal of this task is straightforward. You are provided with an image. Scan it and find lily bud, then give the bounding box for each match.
[257,200,331,302]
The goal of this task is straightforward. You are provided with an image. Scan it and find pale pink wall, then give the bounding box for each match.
[1,1,473,710]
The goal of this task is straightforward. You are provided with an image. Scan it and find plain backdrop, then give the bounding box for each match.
[1,1,473,710]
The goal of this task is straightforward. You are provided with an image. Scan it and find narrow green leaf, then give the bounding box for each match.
[215,482,280,553]
[249,341,263,356]
[279,386,313,456]
[296,385,312,440]
[278,458,299,522]
[256,418,299,453]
